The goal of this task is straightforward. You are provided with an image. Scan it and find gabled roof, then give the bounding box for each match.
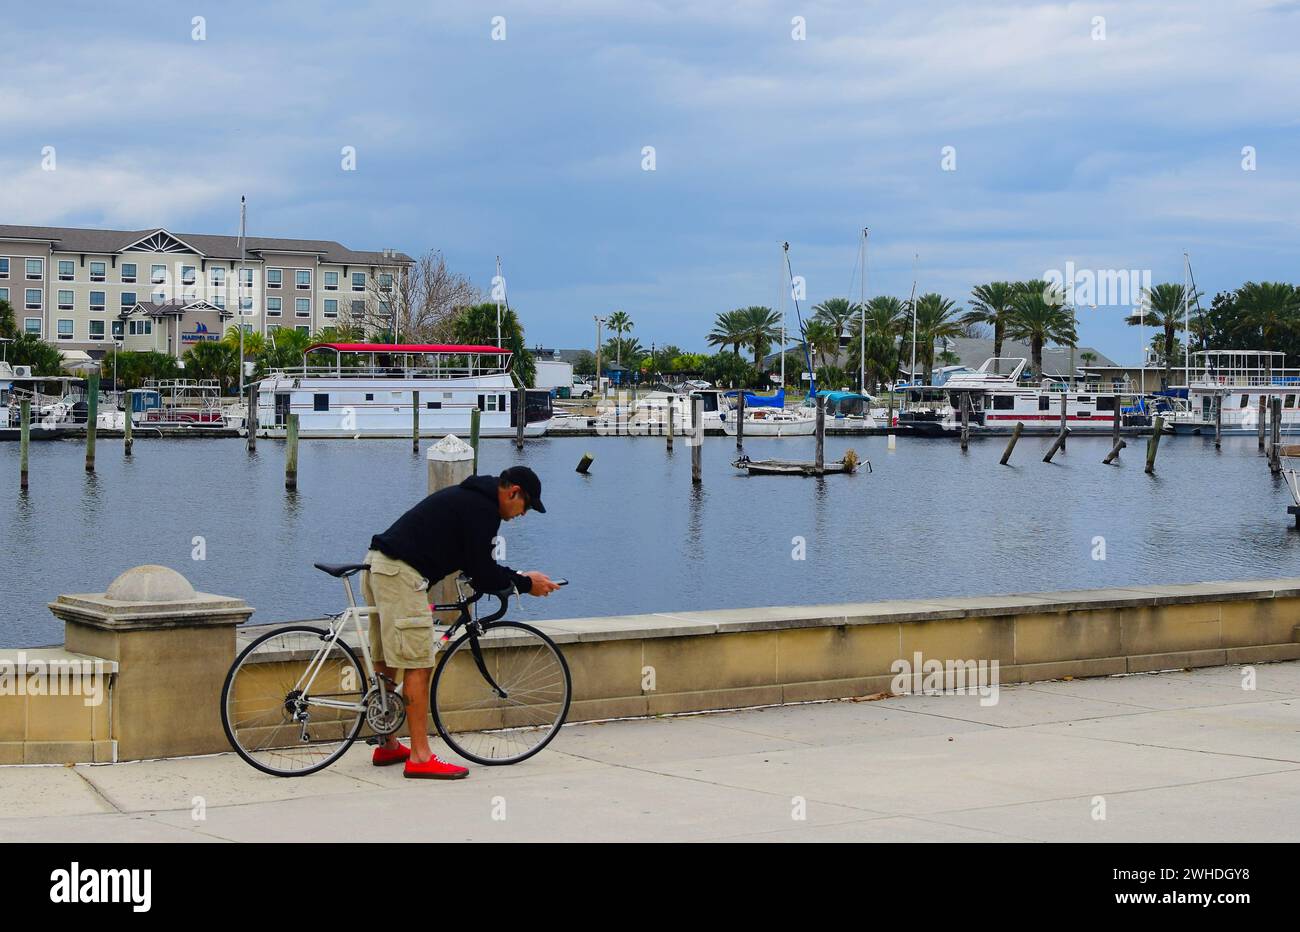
[0,224,413,265]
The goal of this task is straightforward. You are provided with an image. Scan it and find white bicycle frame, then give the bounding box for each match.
[291,572,392,721]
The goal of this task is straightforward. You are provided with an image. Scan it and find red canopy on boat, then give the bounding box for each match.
[306,343,509,354]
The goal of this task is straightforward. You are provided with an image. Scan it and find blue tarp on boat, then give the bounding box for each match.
[724,388,785,408]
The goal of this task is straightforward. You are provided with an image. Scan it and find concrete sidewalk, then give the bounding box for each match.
[3,662,1299,842]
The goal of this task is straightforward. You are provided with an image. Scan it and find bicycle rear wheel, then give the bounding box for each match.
[431,621,572,765]
[221,625,366,777]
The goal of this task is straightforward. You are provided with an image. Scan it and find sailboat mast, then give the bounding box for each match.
[859,228,868,393]
[909,253,918,385]
[495,255,503,348]
[237,196,246,395]
[1183,250,1190,387]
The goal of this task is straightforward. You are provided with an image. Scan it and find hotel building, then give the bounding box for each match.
[0,224,412,357]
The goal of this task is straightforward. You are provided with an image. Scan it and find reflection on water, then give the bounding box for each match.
[3,433,1300,647]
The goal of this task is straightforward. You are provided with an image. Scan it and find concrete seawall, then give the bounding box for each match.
[4,577,1300,764]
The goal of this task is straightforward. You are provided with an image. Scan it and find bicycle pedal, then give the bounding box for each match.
[364,736,382,746]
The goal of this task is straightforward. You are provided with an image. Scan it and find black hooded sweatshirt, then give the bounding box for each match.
[369,475,532,594]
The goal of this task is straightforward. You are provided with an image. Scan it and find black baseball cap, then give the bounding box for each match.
[500,466,546,513]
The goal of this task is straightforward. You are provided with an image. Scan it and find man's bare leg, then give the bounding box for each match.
[374,660,404,752]
[403,667,434,762]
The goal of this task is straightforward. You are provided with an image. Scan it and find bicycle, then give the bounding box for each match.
[220,561,572,777]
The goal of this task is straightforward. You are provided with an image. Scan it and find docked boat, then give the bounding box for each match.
[129,380,241,431]
[1169,350,1300,435]
[718,389,818,437]
[254,342,553,439]
[813,390,879,427]
[0,363,83,440]
[895,357,1161,436]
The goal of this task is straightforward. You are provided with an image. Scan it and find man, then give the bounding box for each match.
[362,465,560,779]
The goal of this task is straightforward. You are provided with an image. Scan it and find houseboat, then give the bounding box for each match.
[896,357,1160,437]
[253,342,553,439]
[1170,350,1300,435]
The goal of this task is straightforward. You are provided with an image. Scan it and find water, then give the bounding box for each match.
[3,431,1300,647]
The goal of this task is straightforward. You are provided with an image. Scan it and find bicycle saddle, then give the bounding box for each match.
[314,562,370,578]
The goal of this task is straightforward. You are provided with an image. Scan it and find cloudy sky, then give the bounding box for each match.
[3,0,1297,362]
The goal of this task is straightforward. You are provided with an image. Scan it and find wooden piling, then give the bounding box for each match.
[1270,397,1283,474]
[1042,427,1070,463]
[470,407,481,473]
[1145,416,1164,474]
[959,394,970,452]
[246,383,257,451]
[515,387,526,451]
[1103,439,1126,465]
[1111,394,1121,446]
[666,396,674,450]
[285,413,299,490]
[19,399,30,490]
[412,390,420,453]
[815,393,826,475]
[735,391,746,449]
[1214,394,1222,449]
[1058,392,1067,452]
[123,400,133,456]
[999,421,1023,465]
[1258,395,1267,451]
[691,397,703,485]
[85,371,98,474]
[576,453,593,474]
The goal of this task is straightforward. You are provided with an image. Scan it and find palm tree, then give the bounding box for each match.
[1128,282,1197,387]
[914,294,964,384]
[607,310,633,366]
[804,319,839,373]
[1005,281,1077,378]
[846,295,904,391]
[183,340,240,394]
[736,305,782,370]
[451,302,536,386]
[963,282,1020,368]
[1232,282,1300,354]
[812,297,860,348]
[706,309,748,357]
[0,298,16,339]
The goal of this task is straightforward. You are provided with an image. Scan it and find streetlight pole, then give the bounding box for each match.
[594,315,606,398]
[237,195,246,396]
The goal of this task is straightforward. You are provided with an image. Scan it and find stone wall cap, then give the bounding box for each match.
[427,434,474,461]
[105,565,196,603]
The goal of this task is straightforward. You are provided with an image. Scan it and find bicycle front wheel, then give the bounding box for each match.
[431,621,572,765]
[221,625,366,777]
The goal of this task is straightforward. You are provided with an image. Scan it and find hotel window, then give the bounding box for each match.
[89,320,105,341]
[268,324,281,334]
[90,261,107,282]
[151,264,167,284]
[58,290,74,311]
[268,268,282,288]
[57,319,74,341]
[121,292,137,310]
[0,258,8,278]
[296,298,310,317]
[25,288,42,310]
[90,291,106,312]
[111,320,124,339]
[296,270,311,290]
[24,318,41,335]
[0,287,7,303]
[267,297,282,316]
[240,296,253,315]
[26,259,42,280]
[296,325,310,335]
[128,319,153,336]
[351,300,365,317]
[152,290,167,304]
[352,272,365,291]
[58,260,74,281]
[324,271,339,291]
[379,273,393,292]
[182,266,197,286]
[239,268,254,289]
[121,263,137,284]
[324,299,338,317]
[211,267,225,289]
[378,301,391,317]
[214,295,226,309]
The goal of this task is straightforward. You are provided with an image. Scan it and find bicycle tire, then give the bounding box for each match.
[221,624,366,777]
[430,621,572,766]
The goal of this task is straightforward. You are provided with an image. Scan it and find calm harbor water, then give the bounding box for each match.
[3,431,1300,647]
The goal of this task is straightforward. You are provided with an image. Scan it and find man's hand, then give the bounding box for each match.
[521,571,560,596]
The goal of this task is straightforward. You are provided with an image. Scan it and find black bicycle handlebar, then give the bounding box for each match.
[430,578,569,623]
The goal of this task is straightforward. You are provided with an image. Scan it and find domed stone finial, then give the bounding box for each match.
[105,565,197,603]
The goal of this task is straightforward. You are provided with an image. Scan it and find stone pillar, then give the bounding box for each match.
[50,565,253,761]
[426,435,476,622]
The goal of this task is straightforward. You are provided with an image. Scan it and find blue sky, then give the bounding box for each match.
[2,0,1297,363]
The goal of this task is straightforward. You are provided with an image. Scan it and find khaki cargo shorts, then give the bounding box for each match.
[360,549,436,671]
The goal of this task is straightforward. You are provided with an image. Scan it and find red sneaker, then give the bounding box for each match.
[372,743,411,767]
[403,755,469,780]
